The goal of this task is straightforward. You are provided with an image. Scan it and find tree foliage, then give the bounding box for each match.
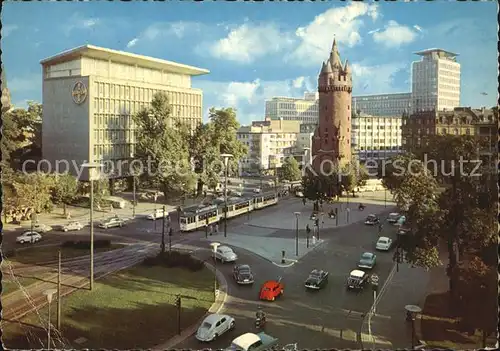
[281,156,302,181]
[11,172,55,214]
[51,173,79,215]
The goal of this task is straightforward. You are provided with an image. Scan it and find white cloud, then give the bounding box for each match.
[83,19,99,28]
[193,77,315,124]
[206,23,293,64]
[127,38,139,48]
[372,20,418,48]
[413,25,423,33]
[351,62,407,95]
[63,14,100,36]
[287,2,379,65]
[2,24,19,37]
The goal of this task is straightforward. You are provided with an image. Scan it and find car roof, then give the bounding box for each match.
[378,236,390,241]
[232,333,261,349]
[350,269,366,278]
[389,212,399,216]
[362,252,374,256]
[368,214,377,217]
[219,245,232,251]
[263,280,279,287]
[203,313,226,324]
[310,269,322,274]
[237,264,250,270]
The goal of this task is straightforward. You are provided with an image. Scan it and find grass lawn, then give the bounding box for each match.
[6,244,125,265]
[2,276,48,296]
[421,292,497,349]
[2,265,215,349]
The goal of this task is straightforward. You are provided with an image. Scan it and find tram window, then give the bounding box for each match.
[180,218,187,224]
[235,202,248,210]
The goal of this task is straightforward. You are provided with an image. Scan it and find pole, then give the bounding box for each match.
[154,193,157,231]
[90,177,94,291]
[373,290,377,314]
[224,161,228,238]
[177,296,182,335]
[306,227,309,248]
[347,208,350,223]
[214,252,218,298]
[47,300,51,349]
[335,208,338,226]
[295,216,299,256]
[57,250,61,331]
[169,227,172,252]
[411,317,415,349]
[161,206,166,253]
[132,176,136,217]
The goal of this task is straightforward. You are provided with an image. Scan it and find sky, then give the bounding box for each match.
[2,1,497,125]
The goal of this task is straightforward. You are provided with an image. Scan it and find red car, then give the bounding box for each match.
[259,279,284,301]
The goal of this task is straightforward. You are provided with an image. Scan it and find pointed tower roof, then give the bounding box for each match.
[320,61,327,74]
[325,59,333,73]
[330,37,342,68]
[344,59,351,73]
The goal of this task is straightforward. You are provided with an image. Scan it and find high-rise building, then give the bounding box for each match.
[312,39,352,173]
[352,93,411,117]
[40,45,209,180]
[411,48,461,113]
[265,92,319,124]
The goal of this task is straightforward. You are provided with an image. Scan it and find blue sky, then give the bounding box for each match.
[2,1,497,125]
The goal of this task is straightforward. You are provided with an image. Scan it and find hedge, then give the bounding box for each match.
[142,251,204,272]
[61,240,111,250]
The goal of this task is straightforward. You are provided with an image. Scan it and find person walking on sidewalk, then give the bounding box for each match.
[302,198,306,206]
[378,223,383,235]
[306,224,311,236]
[215,222,219,234]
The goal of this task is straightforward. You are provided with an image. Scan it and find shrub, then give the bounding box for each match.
[142,250,204,271]
[61,240,111,250]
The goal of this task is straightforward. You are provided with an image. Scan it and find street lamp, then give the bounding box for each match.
[81,162,102,291]
[210,242,220,299]
[221,153,233,238]
[43,288,57,349]
[153,190,159,231]
[294,212,300,256]
[405,305,422,349]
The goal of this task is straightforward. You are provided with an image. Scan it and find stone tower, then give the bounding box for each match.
[311,38,352,174]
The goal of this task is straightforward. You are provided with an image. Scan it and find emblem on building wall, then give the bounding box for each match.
[72,81,88,104]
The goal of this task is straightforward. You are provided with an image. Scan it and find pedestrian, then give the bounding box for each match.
[215,222,219,234]
[306,224,311,235]
[209,224,213,236]
[378,223,383,234]
[302,198,306,206]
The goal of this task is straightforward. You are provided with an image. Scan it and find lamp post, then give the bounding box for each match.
[210,242,220,299]
[43,288,57,349]
[405,305,422,349]
[153,190,159,231]
[132,174,137,218]
[221,153,233,238]
[294,212,300,256]
[82,162,101,291]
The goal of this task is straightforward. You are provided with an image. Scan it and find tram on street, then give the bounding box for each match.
[179,192,279,232]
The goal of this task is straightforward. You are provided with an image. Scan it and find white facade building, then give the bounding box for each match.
[41,45,209,180]
[351,113,403,169]
[265,93,319,124]
[352,93,411,116]
[412,48,461,113]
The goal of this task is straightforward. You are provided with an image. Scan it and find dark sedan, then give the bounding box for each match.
[305,269,329,290]
[233,264,254,285]
[358,252,377,269]
[364,214,380,225]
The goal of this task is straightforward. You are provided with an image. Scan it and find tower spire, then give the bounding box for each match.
[330,36,341,68]
[331,36,338,53]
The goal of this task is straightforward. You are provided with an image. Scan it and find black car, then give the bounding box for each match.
[364,214,380,225]
[346,269,369,290]
[305,269,329,290]
[233,264,254,285]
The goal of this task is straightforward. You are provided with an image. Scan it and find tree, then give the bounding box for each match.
[133,92,197,200]
[12,172,55,217]
[51,173,78,215]
[281,156,301,181]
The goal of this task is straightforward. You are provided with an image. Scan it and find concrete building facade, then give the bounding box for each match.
[40,45,208,180]
[411,48,461,113]
[312,39,352,173]
[237,118,303,171]
[265,92,319,124]
[352,93,411,117]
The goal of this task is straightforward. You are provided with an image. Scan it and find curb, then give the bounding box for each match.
[155,260,229,349]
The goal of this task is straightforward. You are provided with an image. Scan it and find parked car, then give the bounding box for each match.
[253,188,262,194]
[259,278,284,301]
[295,191,304,198]
[146,208,169,220]
[16,231,42,244]
[98,217,126,229]
[195,313,235,342]
[226,332,279,351]
[358,252,377,269]
[304,269,329,290]
[27,223,52,233]
[346,269,369,290]
[214,245,238,263]
[233,264,254,284]
[62,221,84,232]
[376,237,393,251]
[364,214,380,225]
[387,212,401,224]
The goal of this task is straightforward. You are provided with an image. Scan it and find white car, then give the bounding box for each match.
[98,217,125,229]
[376,236,393,251]
[387,213,401,223]
[62,221,84,232]
[28,223,52,233]
[253,188,261,193]
[295,191,304,198]
[146,209,169,220]
[16,231,42,244]
[214,245,238,263]
[195,313,235,342]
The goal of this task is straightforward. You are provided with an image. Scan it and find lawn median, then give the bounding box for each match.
[2,252,215,349]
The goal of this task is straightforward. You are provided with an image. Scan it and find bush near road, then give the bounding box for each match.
[143,251,205,272]
[3,265,214,349]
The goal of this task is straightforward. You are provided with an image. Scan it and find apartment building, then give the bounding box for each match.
[265,92,319,124]
[351,113,403,168]
[412,48,461,113]
[237,118,303,171]
[40,44,208,180]
[352,93,411,117]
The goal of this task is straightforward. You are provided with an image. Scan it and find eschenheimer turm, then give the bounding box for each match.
[312,38,353,174]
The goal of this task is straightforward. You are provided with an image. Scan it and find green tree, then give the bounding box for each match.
[12,172,55,216]
[51,173,79,215]
[281,156,302,181]
[133,92,196,200]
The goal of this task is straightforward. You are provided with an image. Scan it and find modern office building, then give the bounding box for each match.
[411,48,461,113]
[351,113,403,169]
[352,93,411,117]
[237,117,303,171]
[40,44,209,180]
[265,92,319,124]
